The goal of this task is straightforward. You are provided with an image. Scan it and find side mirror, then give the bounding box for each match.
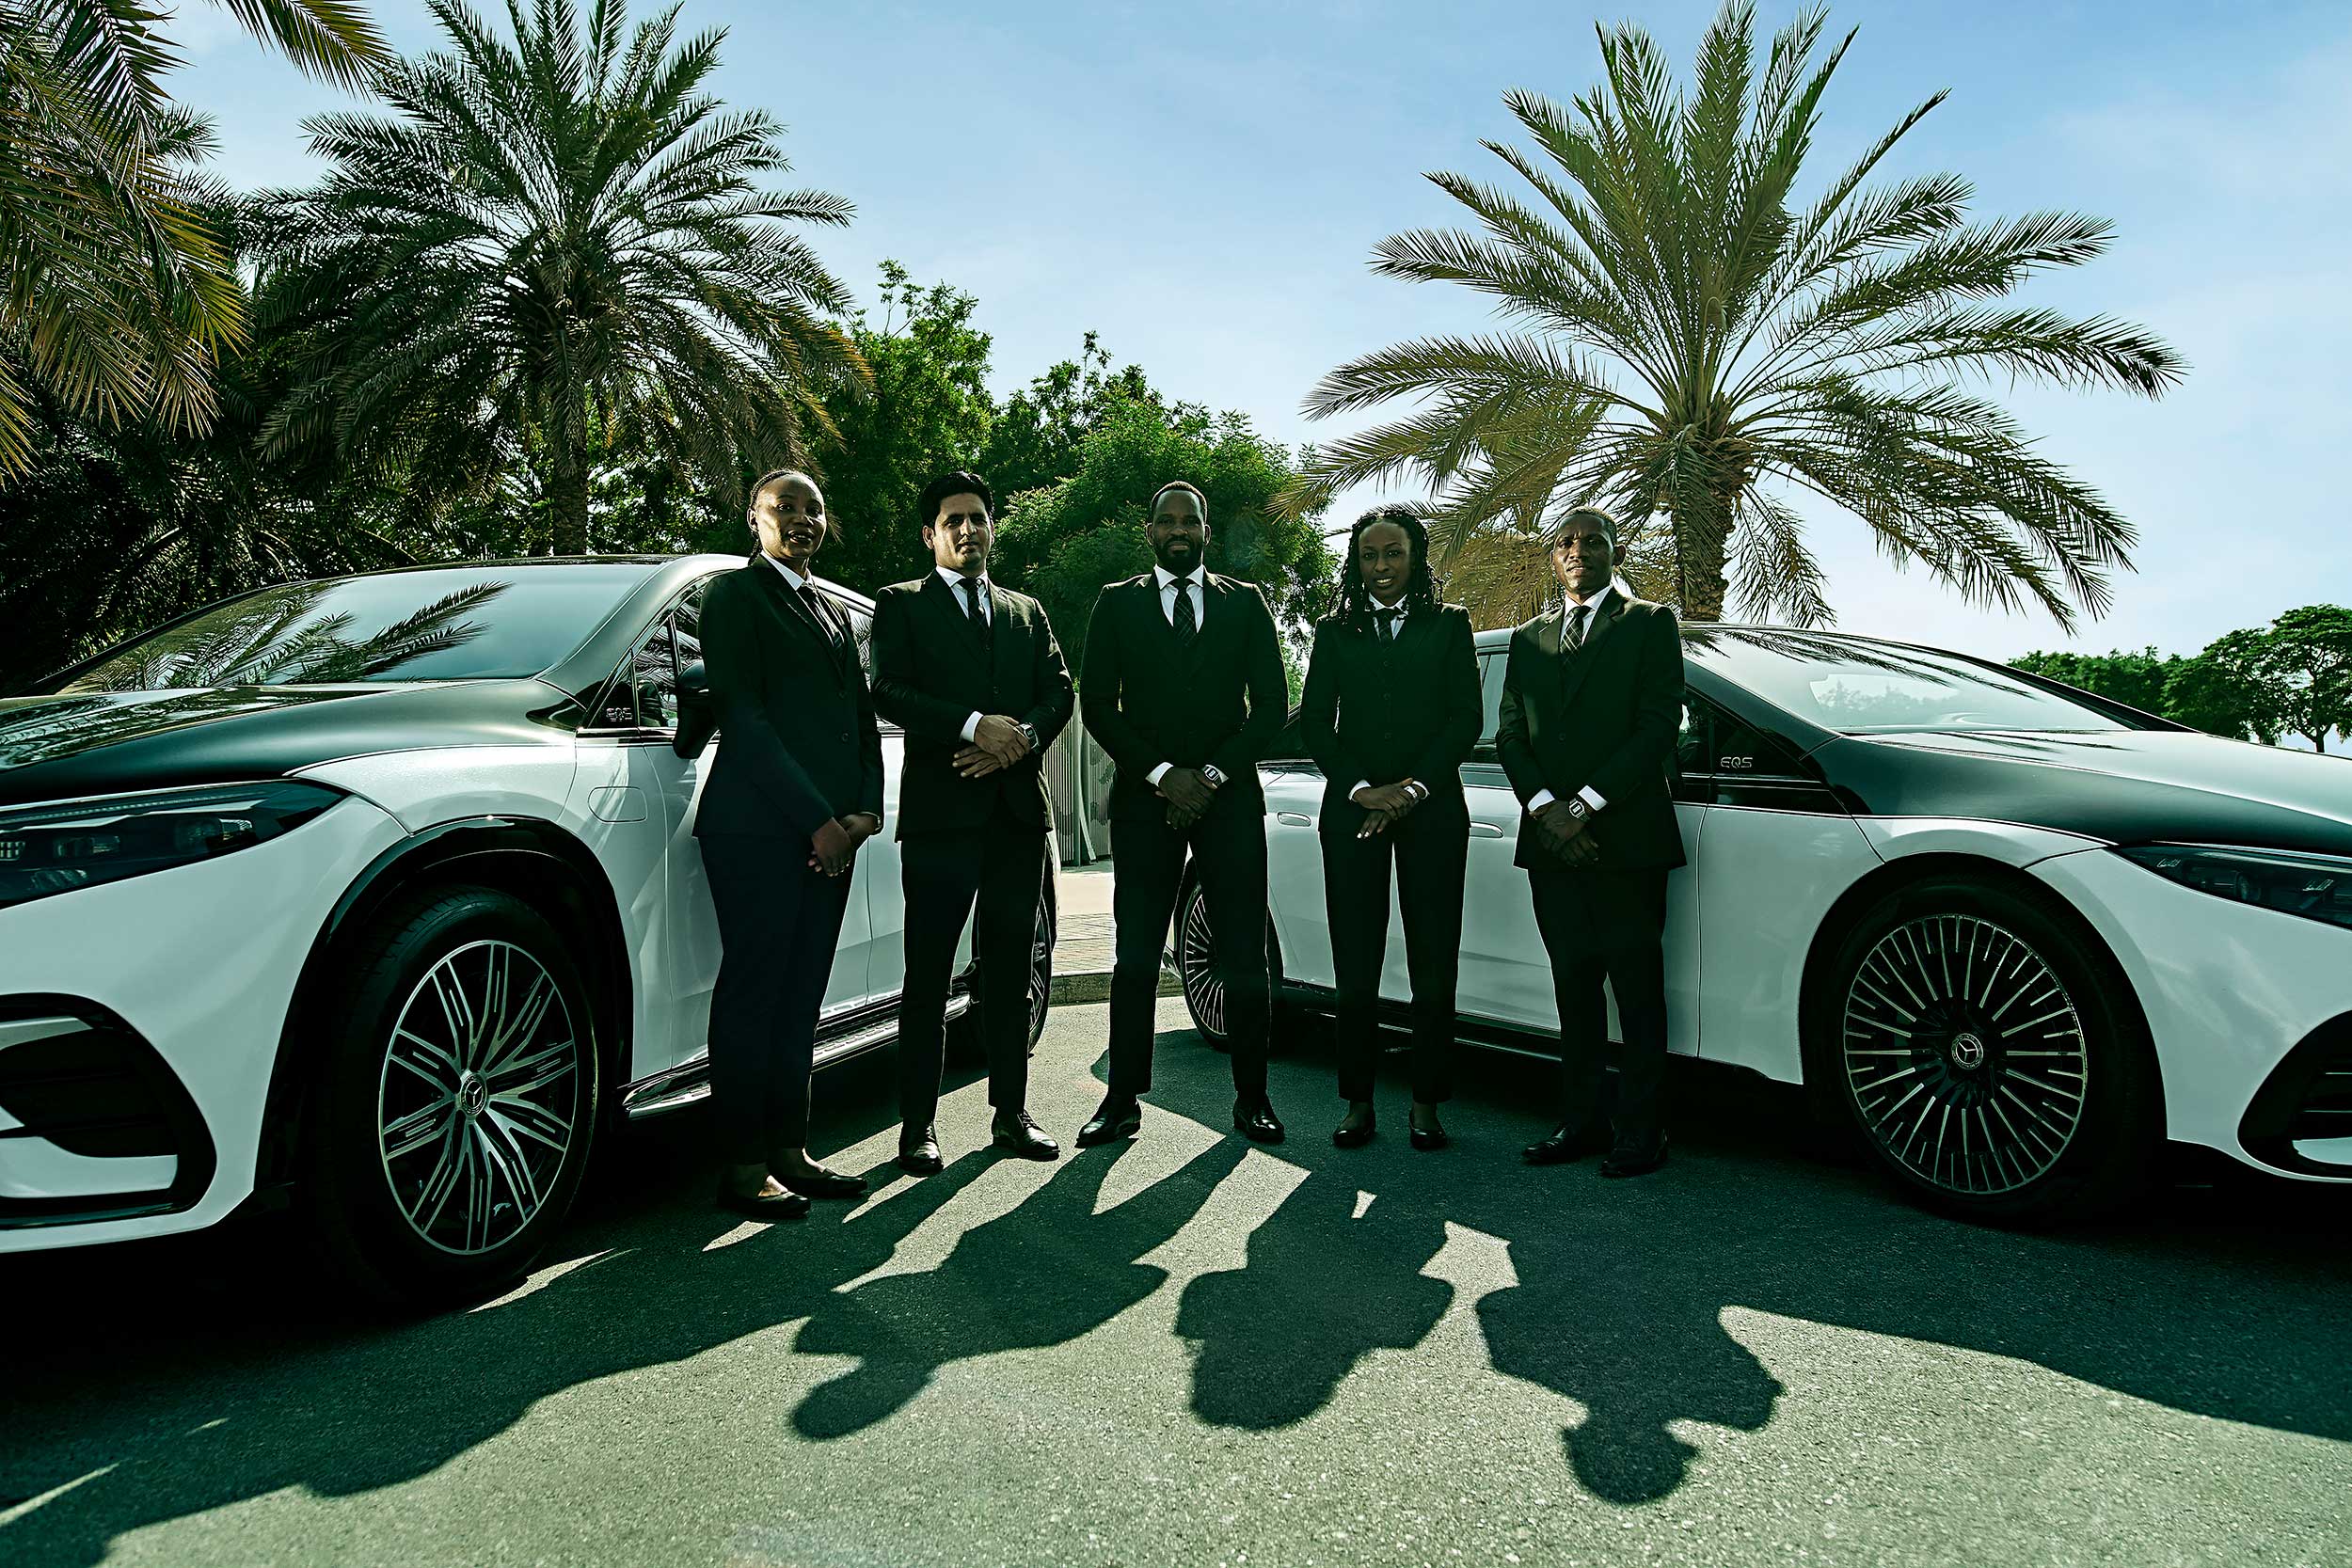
[674,660,717,759]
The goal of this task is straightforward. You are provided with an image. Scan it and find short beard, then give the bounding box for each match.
[1152,537,1200,573]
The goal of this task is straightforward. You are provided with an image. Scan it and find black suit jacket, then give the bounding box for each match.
[870,572,1074,837]
[1080,571,1288,816]
[1495,593,1686,872]
[693,559,884,841]
[1299,602,1481,829]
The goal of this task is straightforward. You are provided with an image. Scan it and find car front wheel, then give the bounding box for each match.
[1175,873,1283,1053]
[302,885,599,1302]
[1812,873,2156,1225]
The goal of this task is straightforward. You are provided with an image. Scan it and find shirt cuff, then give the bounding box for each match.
[1578,785,1607,813]
[1347,780,1372,800]
[1528,788,1556,812]
[961,711,982,743]
[1147,762,1172,787]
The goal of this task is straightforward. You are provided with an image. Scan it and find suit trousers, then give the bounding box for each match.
[1320,803,1467,1103]
[1527,866,1671,1142]
[1106,786,1269,1100]
[702,834,854,1162]
[896,805,1047,1130]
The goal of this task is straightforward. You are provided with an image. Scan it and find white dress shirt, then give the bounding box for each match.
[1147,565,1209,788]
[1348,597,1412,801]
[941,567,993,741]
[1527,583,1613,817]
[763,554,809,591]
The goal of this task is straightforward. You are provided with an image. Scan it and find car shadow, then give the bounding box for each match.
[0,1016,2345,1561]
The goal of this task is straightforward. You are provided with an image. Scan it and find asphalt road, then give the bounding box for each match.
[4,998,2347,1568]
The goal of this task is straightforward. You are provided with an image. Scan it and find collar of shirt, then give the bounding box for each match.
[1153,564,1205,593]
[1562,582,1613,619]
[937,566,991,615]
[1369,597,1410,622]
[763,554,809,593]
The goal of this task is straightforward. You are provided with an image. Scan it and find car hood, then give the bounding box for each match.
[1814,728,2352,856]
[0,682,575,808]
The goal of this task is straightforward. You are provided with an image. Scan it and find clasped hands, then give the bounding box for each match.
[1349,780,1424,838]
[1530,797,1601,866]
[808,812,880,877]
[1157,766,1218,829]
[952,713,1032,779]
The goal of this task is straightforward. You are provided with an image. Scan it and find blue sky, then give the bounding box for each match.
[171,0,2351,661]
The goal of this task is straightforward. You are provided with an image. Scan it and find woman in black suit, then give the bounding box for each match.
[1299,507,1482,1149]
[695,468,885,1218]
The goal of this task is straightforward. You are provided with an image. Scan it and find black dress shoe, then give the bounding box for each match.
[1600,1132,1670,1179]
[1332,1102,1375,1148]
[992,1109,1060,1161]
[716,1182,810,1221]
[1408,1123,1451,1151]
[775,1164,868,1200]
[1522,1121,1600,1165]
[897,1125,944,1177]
[1075,1097,1141,1148]
[1233,1097,1285,1145]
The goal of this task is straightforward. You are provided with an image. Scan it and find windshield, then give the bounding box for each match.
[55,566,651,692]
[1684,629,2134,736]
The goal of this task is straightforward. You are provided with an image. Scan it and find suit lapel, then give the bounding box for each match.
[926,570,990,659]
[985,583,1020,689]
[758,559,846,682]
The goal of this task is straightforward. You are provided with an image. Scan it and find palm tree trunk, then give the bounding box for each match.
[548,455,587,556]
[1673,504,1729,624]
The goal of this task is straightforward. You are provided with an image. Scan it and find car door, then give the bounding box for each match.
[1260,714,1334,989]
[823,591,916,1008]
[1679,691,1876,1080]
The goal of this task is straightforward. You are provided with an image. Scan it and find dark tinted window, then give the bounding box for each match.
[59,566,653,691]
[1683,629,2129,736]
[1477,652,1507,744]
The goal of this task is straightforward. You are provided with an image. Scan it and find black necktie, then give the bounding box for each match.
[1375,607,1400,641]
[1564,602,1589,651]
[960,578,991,644]
[798,585,842,654]
[1171,578,1197,647]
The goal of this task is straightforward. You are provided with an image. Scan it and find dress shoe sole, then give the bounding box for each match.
[896,1152,944,1177]
[1234,1121,1286,1146]
[1601,1143,1670,1180]
[778,1175,868,1200]
[1408,1132,1451,1151]
[1331,1127,1375,1148]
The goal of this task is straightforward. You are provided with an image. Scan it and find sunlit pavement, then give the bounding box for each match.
[3,998,2346,1568]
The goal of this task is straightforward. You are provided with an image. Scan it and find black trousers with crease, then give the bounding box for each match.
[1320,800,1468,1103]
[702,833,854,1163]
[896,805,1048,1131]
[1527,866,1671,1143]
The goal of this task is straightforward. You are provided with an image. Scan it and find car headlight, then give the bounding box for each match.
[0,781,342,912]
[2116,844,2352,932]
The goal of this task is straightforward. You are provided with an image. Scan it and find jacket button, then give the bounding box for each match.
[839,729,851,742]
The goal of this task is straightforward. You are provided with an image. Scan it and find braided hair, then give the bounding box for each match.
[1327,504,1438,636]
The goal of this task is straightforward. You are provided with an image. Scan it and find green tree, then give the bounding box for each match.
[2009,647,2172,717]
[1287,2,2182,627]
[979,332,1158,508]
[996,399,1335,683]
[258,0,859,556]
[2166,629,2290,746]
[2267,605,2352,752]
[0,0,388,478]
[803,261,996,592]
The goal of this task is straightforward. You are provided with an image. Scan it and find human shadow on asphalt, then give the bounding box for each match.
[1141,1017,2352,1506]
[789,1136,1248,1439]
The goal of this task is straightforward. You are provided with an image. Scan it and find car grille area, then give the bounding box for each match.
[0,997,215,1227]
[2238,1011,2352,1177]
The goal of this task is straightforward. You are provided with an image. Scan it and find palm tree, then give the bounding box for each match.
[1289,3,2185,628]
[0,0,389,480]
[258,0,860,556]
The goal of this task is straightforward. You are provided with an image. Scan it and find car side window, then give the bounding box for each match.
[628,619,679,730]
[1476,652,1507,748]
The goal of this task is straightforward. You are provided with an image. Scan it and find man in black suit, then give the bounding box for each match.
[1078,480,1289,1147]
[870,469,1074,1175]
[1496,506,1686,1179]
[695,468,884,1217]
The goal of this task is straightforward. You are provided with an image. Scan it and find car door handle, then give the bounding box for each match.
[1274,812,1314,828]
[1469,820,1506,838]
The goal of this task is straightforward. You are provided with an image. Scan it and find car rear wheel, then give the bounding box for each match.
[302,885,599,1302]
[1175,873,1283,1053]
[1811,873,2156,1225]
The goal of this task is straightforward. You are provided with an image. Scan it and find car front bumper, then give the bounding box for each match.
[2030,846,2352,1180]
[0,794,409,1248]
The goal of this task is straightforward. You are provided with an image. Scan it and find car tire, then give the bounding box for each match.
[1806,872,2157,1226]
[1175,871,1284,1054]
[300,884,599,1304]
[949,864,1057,1066]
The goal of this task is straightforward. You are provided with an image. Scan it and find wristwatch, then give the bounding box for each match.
[1019,721,1041,752]
[1563,795,1591,821]
[1200,764,1228,787]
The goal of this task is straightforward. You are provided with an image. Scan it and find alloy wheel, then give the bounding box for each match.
[377,938,582,1256]
[1841,913,2089,1196]
[1179,891,1226,1038]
